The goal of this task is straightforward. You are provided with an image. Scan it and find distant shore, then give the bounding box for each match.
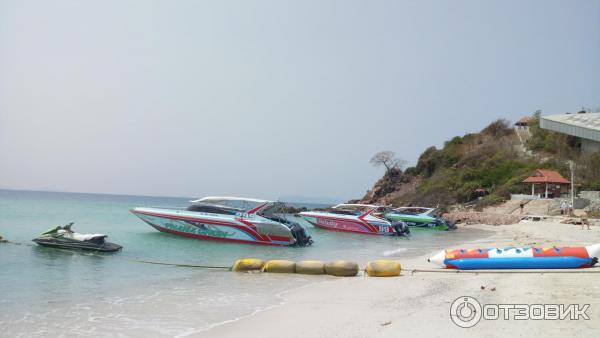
[196,221,600,338]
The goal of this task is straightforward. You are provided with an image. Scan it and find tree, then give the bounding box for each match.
[370,151,406,172]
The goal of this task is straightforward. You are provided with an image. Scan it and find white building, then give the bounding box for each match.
[540,112,600,153]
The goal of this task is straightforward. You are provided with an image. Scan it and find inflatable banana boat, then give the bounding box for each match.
[428,244,600,270]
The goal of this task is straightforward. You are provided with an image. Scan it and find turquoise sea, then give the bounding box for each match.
[0,189,488,337]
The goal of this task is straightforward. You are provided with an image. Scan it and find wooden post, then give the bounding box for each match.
[545,183,548,199]
[531,183,535,196]
[570,161,575,207]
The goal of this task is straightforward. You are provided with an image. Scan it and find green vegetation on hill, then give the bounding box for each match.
[525,110,600,190]
[396,119,560,209]
[526,110,580,158]
[362,112,600,209]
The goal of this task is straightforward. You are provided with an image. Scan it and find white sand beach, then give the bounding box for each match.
[197,221,600,338]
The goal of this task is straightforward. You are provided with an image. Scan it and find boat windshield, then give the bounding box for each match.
[394,207,435,216]
[331,204,380,215]
[256,202,295,225]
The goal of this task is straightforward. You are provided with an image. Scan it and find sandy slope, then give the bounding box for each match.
[195,221,600,338]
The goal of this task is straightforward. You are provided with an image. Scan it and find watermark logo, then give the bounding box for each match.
[450,296,482,328]
[450,296,590,328]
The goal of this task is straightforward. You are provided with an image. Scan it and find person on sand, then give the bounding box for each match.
[568,203,574,217]
[519,202,525,214]
[560,200,567,215]
[581,210,591,230]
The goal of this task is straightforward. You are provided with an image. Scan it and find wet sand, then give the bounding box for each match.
[196,221,600,338]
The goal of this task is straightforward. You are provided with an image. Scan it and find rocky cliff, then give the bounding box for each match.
[355,168,422,205]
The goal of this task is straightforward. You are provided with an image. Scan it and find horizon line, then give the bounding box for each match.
[0,187,341,204]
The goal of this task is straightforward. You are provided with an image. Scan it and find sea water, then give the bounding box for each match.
[0,190,489,337]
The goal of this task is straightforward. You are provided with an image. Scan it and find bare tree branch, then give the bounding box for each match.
[370,151,406,172]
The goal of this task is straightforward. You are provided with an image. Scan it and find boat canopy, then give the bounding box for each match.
[332,204,385,214]
[190,196,273,212]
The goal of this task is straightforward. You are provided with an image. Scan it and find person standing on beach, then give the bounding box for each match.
[519,201,525,214]
[581,210,591,230]
[569,203,574,217]
[560,200,567,215]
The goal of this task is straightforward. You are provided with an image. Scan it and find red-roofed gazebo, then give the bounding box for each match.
[515,116,532,128]
[523,169,570,199]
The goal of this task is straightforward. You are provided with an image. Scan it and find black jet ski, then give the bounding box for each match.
[391,221,410,236]
[32,223,122,252]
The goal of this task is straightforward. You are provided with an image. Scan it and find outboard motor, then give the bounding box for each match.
[391,221,410,236]
[290,223,313,246]
[437,218,457,230]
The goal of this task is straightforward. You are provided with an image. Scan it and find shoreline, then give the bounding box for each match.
[176,282,324,338]
[180,227,498,336]
[195,222,600,338]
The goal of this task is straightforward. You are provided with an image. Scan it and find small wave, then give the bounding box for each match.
[382,247,408,257]
[173,280,322,338]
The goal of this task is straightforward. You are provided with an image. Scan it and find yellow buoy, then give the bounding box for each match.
[365,260,401,277]
[325,260,359,277]
[262,260,296,273]
[295,260,326,275]
[231,258,265,272]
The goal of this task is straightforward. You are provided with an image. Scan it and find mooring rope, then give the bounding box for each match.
[1,240,34,247]
[128,259,230,269]
[2,240,231,269]
[5,240,600,274]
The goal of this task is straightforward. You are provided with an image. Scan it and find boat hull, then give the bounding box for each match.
[131,209,294,246]
[301,215,395,236]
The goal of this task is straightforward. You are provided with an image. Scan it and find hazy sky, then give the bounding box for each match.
[1,0,599,202]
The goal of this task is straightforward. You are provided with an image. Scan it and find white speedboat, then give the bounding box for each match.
[299,204,409,236]
[131,197,312,246]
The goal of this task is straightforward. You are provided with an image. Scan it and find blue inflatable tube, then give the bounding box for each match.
[444,256,595,270]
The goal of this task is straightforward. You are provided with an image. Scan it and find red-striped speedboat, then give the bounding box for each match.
[131,197,312,246]
[299,204,409,236]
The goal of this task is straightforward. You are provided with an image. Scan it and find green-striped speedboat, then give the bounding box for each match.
[385,207,456,231]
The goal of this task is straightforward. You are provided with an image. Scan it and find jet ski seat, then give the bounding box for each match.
[58,230,107,241]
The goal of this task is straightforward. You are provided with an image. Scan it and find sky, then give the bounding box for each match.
[1,0,599,202]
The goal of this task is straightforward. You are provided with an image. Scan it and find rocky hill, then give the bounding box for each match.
[357,116,600,210]
[357,168,422,206]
